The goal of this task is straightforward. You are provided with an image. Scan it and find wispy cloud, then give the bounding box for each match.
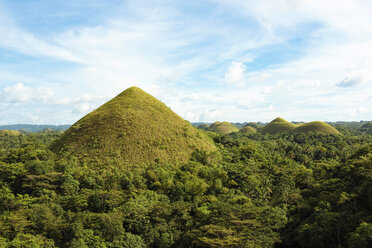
[0,0,371,124]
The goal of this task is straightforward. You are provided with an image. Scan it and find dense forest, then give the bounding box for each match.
[0,125,371,248]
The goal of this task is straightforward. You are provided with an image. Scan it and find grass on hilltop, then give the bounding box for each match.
[261,118,341,135]
[260,117,297,135]
[207,121,239,135]
[361,122,372,129]
[198,123,210,130]
[292,121,341,135]
[360,122,372,134]
[0,130,21,136]
[50,87,217,166]
[239,126,257,135]
[245,122,261,129]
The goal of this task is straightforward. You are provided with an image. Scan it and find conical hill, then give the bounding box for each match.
[361,122,372,129]
[239,126,257,135]
[245,122,261,129]
[50,87,217,165]
[208,121,239,135]
[292,121,340,135]
[361,122,372,134]
[260,117,296,135]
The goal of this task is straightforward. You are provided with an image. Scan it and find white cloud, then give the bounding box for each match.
[199,109,223,122]
[225,62,245,84]
[73,102,91,114]
[350,107,368,117]
[1,83,54,103]
[337,71,371,87]
[1,1,372,123]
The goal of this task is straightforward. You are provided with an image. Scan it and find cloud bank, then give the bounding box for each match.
[0,0,371,124]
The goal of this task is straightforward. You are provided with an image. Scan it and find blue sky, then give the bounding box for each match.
[0,0,371,124]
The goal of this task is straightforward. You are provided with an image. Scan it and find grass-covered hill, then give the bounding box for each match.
[261,118,341,135]
[361,122,372,129]
[260,117,297,135]
[239,126,257,135]
[245,122,261,129]
[292,121,341,135]
[50,87,217,165]
[207,121,239,135]
[197,123,210,130]
[0,130,21,136]
[360,122,372,134]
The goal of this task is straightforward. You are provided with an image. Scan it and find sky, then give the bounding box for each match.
[0,0,371,124]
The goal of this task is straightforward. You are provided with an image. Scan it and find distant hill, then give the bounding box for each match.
[50,87,217,165]
[360,122,372,134]
[0,124,70,132]
[239,126,257,135]
[260,118,342,135]
[0,130,21,136]
[245,122,261,129]
[197,123,210,130]
[207,121,239,135]
[292,121,341,135]
[361,122,372,129]
[261,117,297,135]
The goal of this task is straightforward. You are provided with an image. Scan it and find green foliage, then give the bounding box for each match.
[0,122,371,247]
[0,130,21,137]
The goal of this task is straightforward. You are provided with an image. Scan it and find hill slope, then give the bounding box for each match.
[245,122,261,129]
[239,126,257,135]
[261,117,297,135]
[0,130,21,136]
[361,122,372,129]
[292,121,341,135]
[50,87,216,165]
[207,121,239,135]
[360,122,372,133]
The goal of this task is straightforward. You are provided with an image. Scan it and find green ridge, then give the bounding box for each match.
[197,123,210,130]
[261,117,296,135]
[50,87,217,165]
[292,121,341,135]
[208,121,239,135]
[361,122,372,129]
[245,122,261,129]
[0,130,21,136]
[239,126,257,135]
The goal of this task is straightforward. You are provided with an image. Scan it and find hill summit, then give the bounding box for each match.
[261,117,297,134]
[292,121,340,135]
[207,121,239,135]
[50,87,216,165]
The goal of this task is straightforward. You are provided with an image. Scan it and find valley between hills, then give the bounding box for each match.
[0,87,371,247]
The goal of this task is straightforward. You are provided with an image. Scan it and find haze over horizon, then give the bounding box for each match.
[0,0,371,125]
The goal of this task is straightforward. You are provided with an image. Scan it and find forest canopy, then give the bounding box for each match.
[0,124,371,248]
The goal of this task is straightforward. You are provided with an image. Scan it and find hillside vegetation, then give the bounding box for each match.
[293,121,341,135]
[260,118,341,135]
[261,117,297,134]
[361,122,372,134]
[0,126,371,248]
[0,130,21,136]
[238,126,257,135]
[50,87,216,165]
[207,121,239,135]
[245,122,261,129]
[0,88,371,247]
